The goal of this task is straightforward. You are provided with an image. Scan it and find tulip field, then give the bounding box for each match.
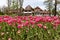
[0,15,60,40]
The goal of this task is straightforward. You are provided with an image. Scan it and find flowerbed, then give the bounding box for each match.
[0,16,60,40]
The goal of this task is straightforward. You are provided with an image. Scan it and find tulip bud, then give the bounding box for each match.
[1,32,4,36]
[43,26,47,30]
[8,38,12,40]
[26,30,28,33]
[32,25,34,28]
[17,30,21,34]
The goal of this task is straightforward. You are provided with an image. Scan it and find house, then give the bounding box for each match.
[7,5,50,16]
[34,6,43,16]
[22,5,34,16]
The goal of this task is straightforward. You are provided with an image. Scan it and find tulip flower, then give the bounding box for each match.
[23,21,29,26]
[17,24,23,28]
[37,24,43,28]
[30,20,35,25]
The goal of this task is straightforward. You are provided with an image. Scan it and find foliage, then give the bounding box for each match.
[44,0,60,16]
[44,0,53,13]
[0,11,4,15]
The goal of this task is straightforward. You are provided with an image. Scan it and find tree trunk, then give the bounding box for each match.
[54,0,57,16]
[8,0,10,14]
[18,7,22,16]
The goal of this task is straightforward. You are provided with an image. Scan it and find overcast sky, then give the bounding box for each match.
[0,0,46,9]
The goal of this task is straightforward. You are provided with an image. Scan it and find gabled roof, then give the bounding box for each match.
[25,5,33,10]
[34,6,43,11]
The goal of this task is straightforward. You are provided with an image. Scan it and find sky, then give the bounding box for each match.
[0,0,46,10]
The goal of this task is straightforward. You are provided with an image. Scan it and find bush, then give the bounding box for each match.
[0,11,4,15]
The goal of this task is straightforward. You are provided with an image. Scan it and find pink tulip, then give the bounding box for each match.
[4,16,9,18]
[37,24,43,28]
[17,19,22,24]
[23,21,29,26]
[30,20,35,25]
[13,18,17,22]
[53,23,59,27]
[35,18,40,22]
[48,19,52,22]
[4,18,8,22]
[53,16,58,20]
[54,19,60,24]
[17,24,22,28]
[0,18,3,23]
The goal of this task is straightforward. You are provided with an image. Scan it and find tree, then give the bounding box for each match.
[54,0,60,16]
[0,7,4,15]
[44,0,53,16]
[7,0,24,16]
[54,0,57,16]
[44,0,60,16]
[19,0,24,16]
[11,0,18,9]
[7,0,11,14]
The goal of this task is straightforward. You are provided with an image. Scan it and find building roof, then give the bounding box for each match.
[25,5,33,11]
[34,6,43,11]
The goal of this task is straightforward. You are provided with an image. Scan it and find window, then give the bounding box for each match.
[25,10,27,12]
[29,10,31,12]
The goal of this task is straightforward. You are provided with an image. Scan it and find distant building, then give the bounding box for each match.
[23,5,34,16]
[8,5,50,16]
